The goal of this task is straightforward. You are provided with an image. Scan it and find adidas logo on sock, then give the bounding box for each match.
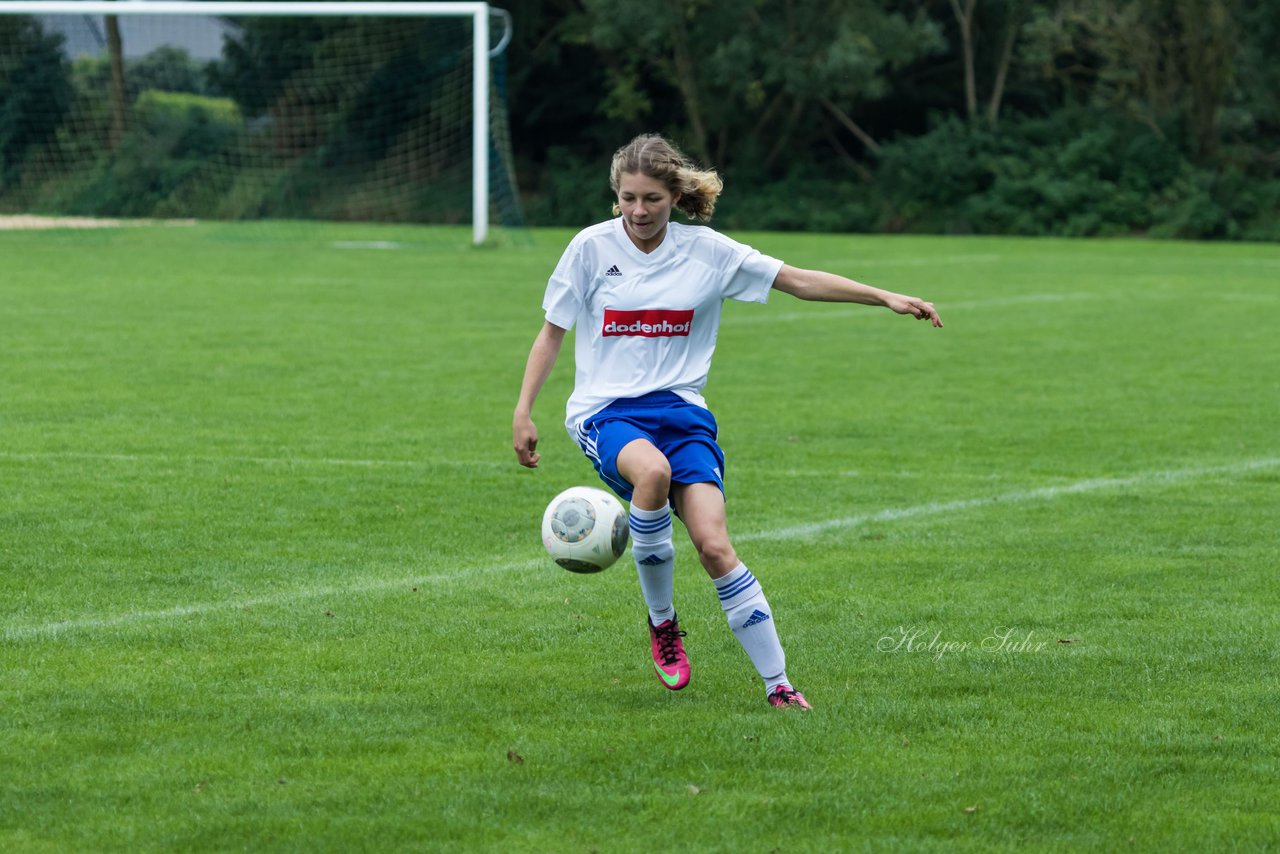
[605,265,622,276]
[637,553,667,566]
[742,609,771,628]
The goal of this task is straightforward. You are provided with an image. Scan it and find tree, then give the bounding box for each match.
[1232,0,1280,173]
[106,6,128,148]
[948,0,979,119]
[577,0,942,176]
[1020,0,1236,159]
[0,16,72,187]
[943,0,1038,126]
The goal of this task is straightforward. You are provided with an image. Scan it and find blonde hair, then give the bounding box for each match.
[609,134,723,221]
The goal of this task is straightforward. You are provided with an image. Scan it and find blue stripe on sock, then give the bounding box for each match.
[628,509,669,521]
[628,512,668,523]
[717,572,757,601]
[629,522,670,535]
[628,516,671,533]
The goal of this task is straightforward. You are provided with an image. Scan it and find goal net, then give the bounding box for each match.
[0,1,521,242]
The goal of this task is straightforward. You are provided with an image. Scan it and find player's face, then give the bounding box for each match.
[617,172,680,251]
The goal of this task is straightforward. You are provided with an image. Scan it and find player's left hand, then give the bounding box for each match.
[890,295,943,327]
[513,415,541,468]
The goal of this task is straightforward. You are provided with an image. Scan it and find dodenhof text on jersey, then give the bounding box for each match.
[602,308,695,337]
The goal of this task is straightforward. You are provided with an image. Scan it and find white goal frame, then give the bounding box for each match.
[0,1,500,243]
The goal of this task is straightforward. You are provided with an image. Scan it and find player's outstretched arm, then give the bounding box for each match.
[772,264,943,328]
[513,321,567,468]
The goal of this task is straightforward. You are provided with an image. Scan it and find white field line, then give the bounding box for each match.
[1220,258,1280,268]
[740,457,1280,542]
[1219,293,1280,303]
[332,240,405,250]
[0,450,507,471]
[826,253,1004,268]
[4,456,1277,642]
[734,292,1096,325]
[925,292,1098,310]
[2,559,547,642]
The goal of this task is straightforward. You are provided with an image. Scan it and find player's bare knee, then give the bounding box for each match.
[695,537,737,574]
[629,456,672,495]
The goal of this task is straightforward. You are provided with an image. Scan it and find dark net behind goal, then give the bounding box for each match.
[0,9,523,230]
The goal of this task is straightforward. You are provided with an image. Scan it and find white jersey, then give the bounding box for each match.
[542,217,784,429]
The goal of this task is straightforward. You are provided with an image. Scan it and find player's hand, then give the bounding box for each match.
[888,294,943,327]
[513,414,541,468]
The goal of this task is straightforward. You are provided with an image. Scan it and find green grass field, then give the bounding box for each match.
[2,222,1278,852]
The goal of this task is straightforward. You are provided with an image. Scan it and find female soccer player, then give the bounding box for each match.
[513,134,942,710]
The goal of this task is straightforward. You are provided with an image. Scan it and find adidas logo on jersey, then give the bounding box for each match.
[605,265,622,276]
[742,609,772,628]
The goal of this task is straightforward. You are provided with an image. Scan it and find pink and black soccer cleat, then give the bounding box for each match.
[768,685,812,710]
[648,616,691,691]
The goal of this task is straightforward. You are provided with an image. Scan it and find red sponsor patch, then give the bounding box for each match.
[602,309,694,338]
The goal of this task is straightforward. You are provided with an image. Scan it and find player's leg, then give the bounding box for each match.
[615,438,671,513]
[615,438,678,626]
[615,438,688,690]
[668,481,736,577]
[672,482,810,709]
[575,420,676,615]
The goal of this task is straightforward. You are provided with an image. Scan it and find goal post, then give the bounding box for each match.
[0,0,514,243]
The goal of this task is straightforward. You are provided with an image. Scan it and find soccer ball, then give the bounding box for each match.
[541,486,629,573]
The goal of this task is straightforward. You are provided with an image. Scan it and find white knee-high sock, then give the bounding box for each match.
[714,563,789,692]
[629,502,675,625]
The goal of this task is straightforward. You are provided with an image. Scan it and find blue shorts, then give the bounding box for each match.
[571,391,725,504]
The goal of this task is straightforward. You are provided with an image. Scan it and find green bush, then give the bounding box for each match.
[70,46,219,101]
[53,90,242,217]
[1150,168,1280,241]
[714,170,878,233]
[869,110,1280,239]
[522,146,613,227]
[135,90,241,129]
